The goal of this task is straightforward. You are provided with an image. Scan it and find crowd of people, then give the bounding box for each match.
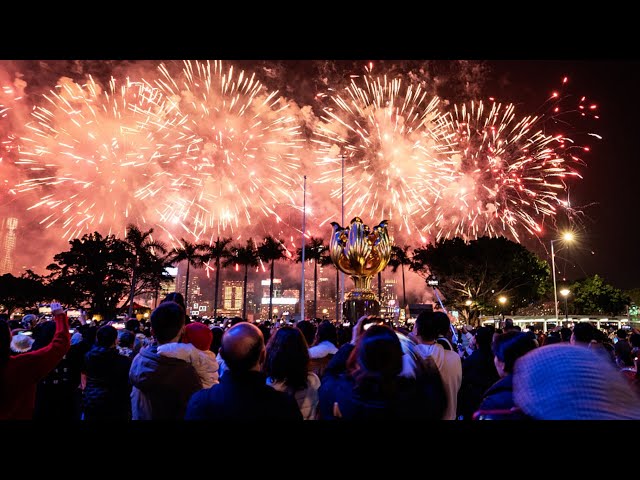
[2,293,640,420]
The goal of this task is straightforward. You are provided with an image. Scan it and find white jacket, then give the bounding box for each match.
[267,372,321,420]
[157,343,219,389]
[415,342,462,420]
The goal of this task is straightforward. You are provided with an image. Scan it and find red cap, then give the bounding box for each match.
[184,322,213,351]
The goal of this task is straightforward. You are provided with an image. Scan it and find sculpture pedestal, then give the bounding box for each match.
[342,289,380,326]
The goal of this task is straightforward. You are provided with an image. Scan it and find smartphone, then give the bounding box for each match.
[21,331,33,336]
[69,329,75,334]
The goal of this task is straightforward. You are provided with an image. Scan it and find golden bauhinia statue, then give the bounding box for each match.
[329,217,392,323]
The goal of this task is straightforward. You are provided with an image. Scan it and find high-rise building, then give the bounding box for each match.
[221,280,244,317]
[260,278,298,320]
[0,217,18,274]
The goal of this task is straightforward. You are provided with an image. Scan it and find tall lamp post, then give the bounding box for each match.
[498,295,507,324]
[551,232,574,324]
[560,288,570,323]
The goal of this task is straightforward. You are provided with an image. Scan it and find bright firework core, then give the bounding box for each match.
[3,61,596,257]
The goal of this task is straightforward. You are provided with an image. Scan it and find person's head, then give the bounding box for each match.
[571,322,596,345]
[258,324,271,345]
[96,325,118,348]
[414,311,439,342]
[560,327,572,342]
[544,331,561,345]
[126,318,140,333]
[219,322,265,373]
[617,329,628,340]
[21,314,37,330]
[350,325,403,392]
[31,321,57,351]
[296,320,317,347]
[474,326,495,351]
[492,331,537,377]
[513,344,640,420]
[229,316,244,327]
[118,330,135,349]
[315,320,337,346]
[433,312,452,339]
[184,322,213,352]
[162,292,186,312]
[630,333,640,349]
[150,301,186,345]
[264,326,309,391]
[210,326,224,355]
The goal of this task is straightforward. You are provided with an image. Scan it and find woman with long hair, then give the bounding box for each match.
[264,326,320,420]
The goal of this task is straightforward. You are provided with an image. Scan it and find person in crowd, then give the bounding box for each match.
[477,331,538,412]
[210,326,224,356]
[258,322,271,346]
[83,325,132,420]
[318,320,446,420]
[513,344,640,419]
[117,331,136,359]
[10,333,34,356]
[162,292,186,312]
[614,329,634,368]
[630,332,640,359]
[264,326,320,420]
[185,323,302,420]
[570,322,596,346]
[129,301,202,420]
[32,318,85,420]
[560,327,572,343]
[124,319,146,355]
[411,311,461,420]
[309,320,338,359]
[0,306,70,420]
[296,320,316,348]
[157,322,219,389]
[457,326,500,420]
[434,312,457,352]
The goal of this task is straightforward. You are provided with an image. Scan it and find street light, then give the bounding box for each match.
[560,288,570,322]
[498,296,507,305]
[551,232,574,324]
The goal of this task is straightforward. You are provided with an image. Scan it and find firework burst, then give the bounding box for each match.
[313,74,456,237]
[152,60,304,240]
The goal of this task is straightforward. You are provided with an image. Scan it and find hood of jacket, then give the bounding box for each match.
[414,342,445,371]
[129,344,196,392]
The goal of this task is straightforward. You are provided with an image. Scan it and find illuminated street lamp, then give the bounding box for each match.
[560,288,570,322]
[551,232,574,323]
[498,296,507,305]
[465,299,473,306]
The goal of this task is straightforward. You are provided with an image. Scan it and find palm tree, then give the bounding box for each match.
[201,237,232,320]
[389,245,412,307]
[224,239,259,321]
[169,239,208,309]
[124,224,167,317]
[296,237,328,320]
[257,236,288,321]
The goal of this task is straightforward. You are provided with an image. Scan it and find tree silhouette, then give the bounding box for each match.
[202,237,233,320]
[389,245,412,307]
[257,236,288,320]
[296,236,328,320]
[168,239,208,309]
[225,239,259,321]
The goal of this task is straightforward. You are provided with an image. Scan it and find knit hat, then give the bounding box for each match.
[184,322,213,351]
[513,344,640,420]
[21,314,37,328]
[10,333,34,353]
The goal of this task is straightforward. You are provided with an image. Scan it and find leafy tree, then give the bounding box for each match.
[201,237,233,320]
[411,236,550,324]
[296,236,328,320]
[47,232,131,318]
[123,224,167,317]
[569,275,630,316]
[224,239,259,321]
[0,273,47,315]
[389,245,412,307]
[168,239,208,309]
[257,236,288,320]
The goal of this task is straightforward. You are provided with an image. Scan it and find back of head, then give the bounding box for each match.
[118,330,135,349]
[31,321,57,351]
[96,325,118,348]
[513,344,640,420]
[184,322,213,351]
[296,320,317,347]
[126,318,140,333]
[316,320,337,345]
[493,331,537,374]
[162,292,186,312]
[475,326,495,351]
[572,322,596,344]
[151,301,185,345]
[229,316,244,327]
[433,312,451,337]
[560,327,572,342]
[630,333,640,349]
[544,331,561,345]
[617,328,628,340]
[210,326,224,355]
[415,311,439,341]
[220,322,264,373]
[355,325,403,381]
[264,326,309,390]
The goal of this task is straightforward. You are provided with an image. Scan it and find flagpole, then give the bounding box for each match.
[340,153,345,322]
[300,175,307,322]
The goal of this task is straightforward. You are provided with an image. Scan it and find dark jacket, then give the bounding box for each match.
[457,348,500,420]
[477,375,514,412]
[83,346,132,420]
[185,370,302,421]
[129,345,202,420]
[318,343,447,420]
